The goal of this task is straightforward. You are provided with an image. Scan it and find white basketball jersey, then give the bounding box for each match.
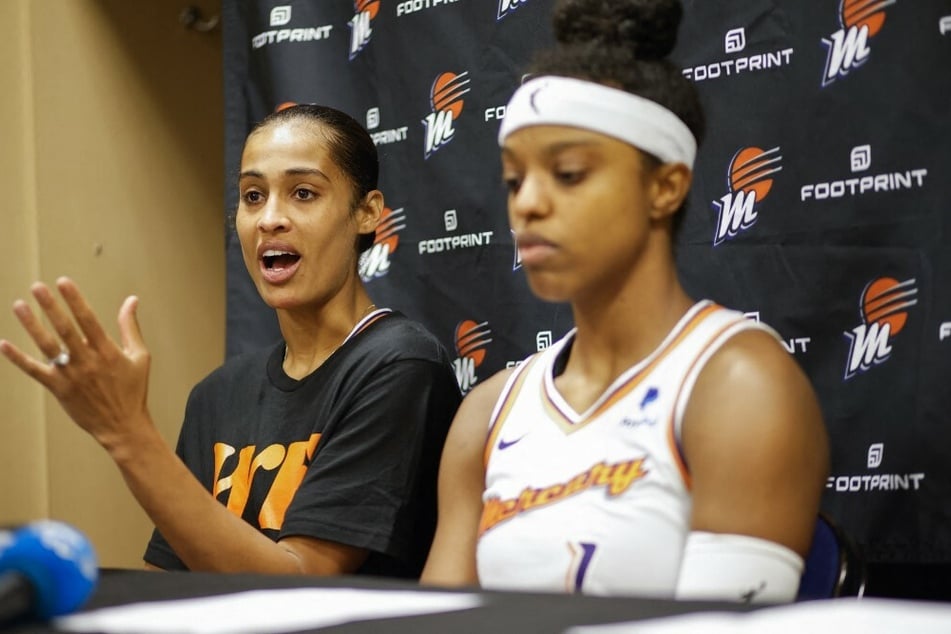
[477,301,778,597]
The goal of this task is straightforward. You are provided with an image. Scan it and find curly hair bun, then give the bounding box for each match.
[552,0,683,61]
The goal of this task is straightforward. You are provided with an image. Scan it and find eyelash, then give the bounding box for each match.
[503,177,522,194]
[243,190,263,204]
[241,188,318,204]
[555,170,584,185]
[501,169,585,194]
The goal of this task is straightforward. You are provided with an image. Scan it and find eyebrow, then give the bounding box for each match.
[238,167,331,181]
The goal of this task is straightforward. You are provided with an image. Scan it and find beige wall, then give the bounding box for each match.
[0,0,224,567]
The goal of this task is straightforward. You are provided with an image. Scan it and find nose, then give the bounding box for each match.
[256,197,289,233]
[509,172,551,221]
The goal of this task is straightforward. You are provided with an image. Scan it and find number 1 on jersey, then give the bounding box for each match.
[567,541,598,592]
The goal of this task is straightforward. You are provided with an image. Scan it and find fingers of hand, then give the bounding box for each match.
[0,338,59,385]
[118,295,146,356]
[30,282,88,356]
[12,297,68,364]
[56,277,112,354]
[5,280,137,390]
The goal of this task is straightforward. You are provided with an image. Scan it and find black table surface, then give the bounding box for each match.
[11,568,755,633]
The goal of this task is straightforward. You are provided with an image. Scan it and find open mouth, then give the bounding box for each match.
[262,249,300,270]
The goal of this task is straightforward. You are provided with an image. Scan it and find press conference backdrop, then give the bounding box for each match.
[222,1,951,570]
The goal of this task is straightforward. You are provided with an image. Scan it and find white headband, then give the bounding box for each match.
[498,75,697,168]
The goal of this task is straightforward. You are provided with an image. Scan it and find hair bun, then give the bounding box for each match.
[551,0,683,61]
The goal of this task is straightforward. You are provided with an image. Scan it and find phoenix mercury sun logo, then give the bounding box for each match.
[359,206,406,282]
[348,0,379,60]
[712,146,782,245]
[453,319,492,393]
[497,0,529,20]
[843,276,917,379]
[821,0,897,86]
[422,71,471,159]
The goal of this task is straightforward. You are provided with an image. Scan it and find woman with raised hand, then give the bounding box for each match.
[421,0,828,603]
[1,104,461,579]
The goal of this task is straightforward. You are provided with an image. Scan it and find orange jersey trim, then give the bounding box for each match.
[483,356,539,467]
[666,316,750,491]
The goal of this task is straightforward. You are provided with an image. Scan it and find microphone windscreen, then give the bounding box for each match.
[0,521,98,618]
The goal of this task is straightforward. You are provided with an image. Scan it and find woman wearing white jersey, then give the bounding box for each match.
[421,0,829,603]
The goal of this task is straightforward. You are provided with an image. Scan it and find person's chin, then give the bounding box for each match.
[257,285,300,311]
[524,273,570,304]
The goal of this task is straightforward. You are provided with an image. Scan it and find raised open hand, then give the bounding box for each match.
[0,277,152,452]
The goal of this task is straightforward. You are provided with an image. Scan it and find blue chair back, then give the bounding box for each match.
[797,513,866,600]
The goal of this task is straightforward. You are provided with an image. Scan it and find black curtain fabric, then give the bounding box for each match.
[222,0,951,569]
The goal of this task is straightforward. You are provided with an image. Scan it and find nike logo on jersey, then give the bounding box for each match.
[498,434,527,450]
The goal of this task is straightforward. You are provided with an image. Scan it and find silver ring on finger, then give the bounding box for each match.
[48,350,70,367]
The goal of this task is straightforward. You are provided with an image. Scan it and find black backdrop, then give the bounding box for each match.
[221,0,951,575]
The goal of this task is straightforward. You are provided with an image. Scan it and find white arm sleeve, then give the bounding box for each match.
[675,532,804,604]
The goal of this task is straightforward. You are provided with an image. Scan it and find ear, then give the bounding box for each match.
[354,189,384,234]
[647,163,693,221]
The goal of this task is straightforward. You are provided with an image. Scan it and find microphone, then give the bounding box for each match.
[0,520,98,624]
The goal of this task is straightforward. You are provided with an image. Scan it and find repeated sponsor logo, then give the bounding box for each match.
[843,277,917,380]
[821,0,896,86]
[497,0,530,21]
[826,442,925,492]
[444,209,458,231]
[418,208,495,254]
[505,331,553,368]
[422,71,471,159]
[780,337,812,354]
[359,206,406,282]
[851,144,871,171]
[712,147,782,246]
[366,107,409,146]
[485,75,533,122]
[454,319,493,393]
[511,229,522,270]
[252,5,333,49]
[348,0,379,60]
[535,330,552,350]
[940,322,951,341]
[724,27,746,54]
[485,105,508,122]
[683,26,794,82]
[396,0,459,18]
[366,107,380,129]
[744,311,812,354]
[800,144,927,202]
[270,5,291,26]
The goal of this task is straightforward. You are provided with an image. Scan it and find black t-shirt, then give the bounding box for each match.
[144,311,461,578]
